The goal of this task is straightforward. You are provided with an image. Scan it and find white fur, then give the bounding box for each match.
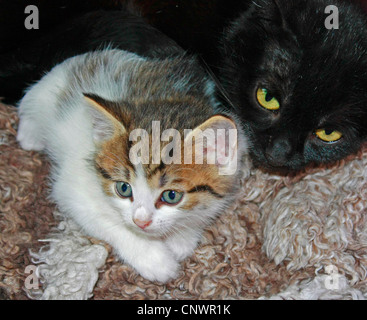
[17,50,244,283]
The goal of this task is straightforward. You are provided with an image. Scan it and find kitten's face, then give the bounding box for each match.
[96,157,228,237]
[85,95,242,237]
[220,0,367,172]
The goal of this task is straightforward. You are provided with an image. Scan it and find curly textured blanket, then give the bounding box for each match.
[1,102,367,300]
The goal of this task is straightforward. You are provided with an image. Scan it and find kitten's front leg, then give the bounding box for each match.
[165,229,201,261]
[110,232,180,283]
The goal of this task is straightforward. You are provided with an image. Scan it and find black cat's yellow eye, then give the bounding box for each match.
[256,88,280,111]
[315,129,343,143]
[161,190,183,205]
[115,182,133,198]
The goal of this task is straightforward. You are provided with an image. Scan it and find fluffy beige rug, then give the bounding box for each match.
[1,102,367,300]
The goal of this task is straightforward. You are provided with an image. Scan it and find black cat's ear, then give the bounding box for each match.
[273,0,288,29]
[83,93,126,142]
[272,0,290,29]
[259,0,290,30]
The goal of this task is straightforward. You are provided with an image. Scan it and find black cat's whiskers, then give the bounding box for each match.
[199,57,238,111]
[251,1,262,9]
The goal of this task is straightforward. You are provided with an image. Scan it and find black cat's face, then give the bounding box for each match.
[220,0,367,172]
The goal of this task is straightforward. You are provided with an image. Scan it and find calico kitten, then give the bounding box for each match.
[17,49,247,282]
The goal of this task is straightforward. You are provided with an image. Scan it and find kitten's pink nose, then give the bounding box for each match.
[134,219,152,230]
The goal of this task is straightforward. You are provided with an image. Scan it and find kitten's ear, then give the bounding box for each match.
[184,115,239,175]
[83,93,126,143]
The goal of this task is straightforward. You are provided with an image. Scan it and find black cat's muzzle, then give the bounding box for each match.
[249,135,306,172]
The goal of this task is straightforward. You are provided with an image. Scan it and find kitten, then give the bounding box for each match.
[16,49,247,282]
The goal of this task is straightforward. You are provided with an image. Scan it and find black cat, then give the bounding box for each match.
[216,0,367,171]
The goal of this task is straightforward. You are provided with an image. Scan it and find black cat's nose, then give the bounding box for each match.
[265,137,292,167]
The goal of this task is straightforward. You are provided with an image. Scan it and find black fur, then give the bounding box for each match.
[0,9,183,104]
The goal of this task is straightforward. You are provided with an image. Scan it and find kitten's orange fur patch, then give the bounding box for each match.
[97,131,235,210]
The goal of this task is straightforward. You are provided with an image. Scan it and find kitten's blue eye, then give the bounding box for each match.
[115,182,133,198]
[161,190,183,205]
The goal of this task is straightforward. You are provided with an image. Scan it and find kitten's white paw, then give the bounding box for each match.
[130,242,179,283]
[166,235,199,261]
[17,118,45,151]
